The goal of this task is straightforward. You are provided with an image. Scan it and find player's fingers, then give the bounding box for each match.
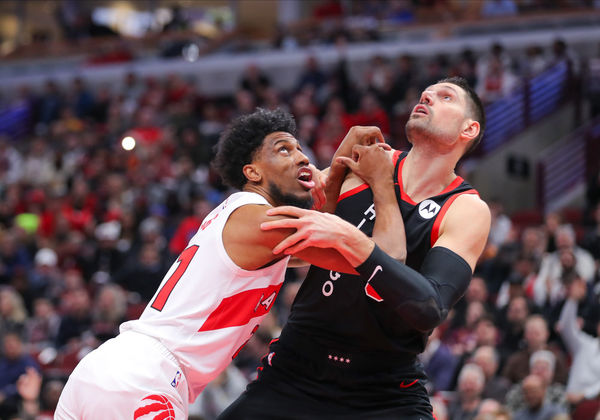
[266,206,310,218]
[311,188,325,210]
[376,142,392,151]
[336,156,358,171]
[281,239,314,255]
[272,232,307,254]
[260,218,304,232]
[363,127,385,144]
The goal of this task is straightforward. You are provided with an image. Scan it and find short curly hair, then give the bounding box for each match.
[212,108,297,190]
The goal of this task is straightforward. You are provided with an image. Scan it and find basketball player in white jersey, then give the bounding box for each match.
[55,108,404,419]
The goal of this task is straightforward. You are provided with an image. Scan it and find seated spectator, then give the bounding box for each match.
[505,350,567,414]
[239,64,271,104]
[472,345,511,403]
[38,379,64,419]
[0,286,28,338]
[448,363,485,420]
[495,255,538,310]
[55,288,92,350]
[476,55,518,104]
[512,374,567,420]
[557,278,600,412]
[420,326,459,394]
[534,224,595,310]
[445,301,487,357]
[24,298,60,352]
[497,295,530,355]
[188,365,249,420]
[168,198,214,256]
[90,283,127,343]
[502,314,569,385]
[474,399,512,420]
[0,331,41,419]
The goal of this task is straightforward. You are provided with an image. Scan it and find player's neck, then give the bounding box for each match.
[402,147,458,202]
[243,184,275,207]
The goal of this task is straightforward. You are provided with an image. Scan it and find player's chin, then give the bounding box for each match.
[287,192,313,209]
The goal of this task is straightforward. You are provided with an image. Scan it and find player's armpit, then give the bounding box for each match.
[433,194,491,271]
[287,256,310,268]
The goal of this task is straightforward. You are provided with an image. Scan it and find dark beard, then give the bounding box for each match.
[268,182,313,209]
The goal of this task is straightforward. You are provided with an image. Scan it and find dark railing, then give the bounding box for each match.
[481,61,570,155]
[537,116,600,213]
[0,103,30,140]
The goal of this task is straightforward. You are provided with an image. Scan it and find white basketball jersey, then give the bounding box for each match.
[120,192,289,401]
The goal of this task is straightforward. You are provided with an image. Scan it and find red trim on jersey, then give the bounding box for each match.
[337,183,369,203]
[198,284,282,332]
[396,157,417,205]
[396,153,467,205]
[392,149,402,166]
[439,175,465,195]
[430,189,478,247]
[399,379,419,388]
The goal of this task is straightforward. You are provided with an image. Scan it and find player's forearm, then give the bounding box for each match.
[371,178,406,262]
[321,163,346,213]
[355,245,472,332]
[332,225,375,268]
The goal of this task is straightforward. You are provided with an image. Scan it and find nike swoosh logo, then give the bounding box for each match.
[399,379,418,388]
[367,265,382,282]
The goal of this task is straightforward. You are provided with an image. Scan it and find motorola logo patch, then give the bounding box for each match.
[418,199,440,219]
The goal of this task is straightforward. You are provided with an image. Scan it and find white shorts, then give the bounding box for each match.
[55,330,189,420]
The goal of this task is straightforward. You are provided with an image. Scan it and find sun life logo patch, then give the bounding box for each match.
[418,199,440,219]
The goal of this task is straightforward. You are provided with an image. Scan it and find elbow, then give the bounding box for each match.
[399,299,447,332]
[384,248,406,263]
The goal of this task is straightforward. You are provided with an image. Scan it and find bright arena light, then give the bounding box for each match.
[121,136,136,151]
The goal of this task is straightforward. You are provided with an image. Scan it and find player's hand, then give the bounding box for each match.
[336,144,394,189]
[261,206,355,255]
[335,126,386,160]
[308,164,327,211]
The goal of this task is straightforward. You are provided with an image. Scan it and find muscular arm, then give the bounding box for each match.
[224,204,360,274]
[355,194,490,331]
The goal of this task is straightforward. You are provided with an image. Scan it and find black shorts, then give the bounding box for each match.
[217,336,434,420]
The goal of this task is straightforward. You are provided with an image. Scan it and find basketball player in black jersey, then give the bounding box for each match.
[218,77,491,419]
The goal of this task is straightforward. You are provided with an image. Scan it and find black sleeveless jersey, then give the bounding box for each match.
[282,150,479,364]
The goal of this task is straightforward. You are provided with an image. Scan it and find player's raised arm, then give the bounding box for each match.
[321,126,387,213]
[337,144,406,262]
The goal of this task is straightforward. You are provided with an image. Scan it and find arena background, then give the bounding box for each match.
[0,1,600,419]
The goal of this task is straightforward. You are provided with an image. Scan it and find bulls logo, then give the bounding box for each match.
[134,394,176,420]
[418,199,440,219]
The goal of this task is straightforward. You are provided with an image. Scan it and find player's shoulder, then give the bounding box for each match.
[446,193,491,226]
[227,203,272,228]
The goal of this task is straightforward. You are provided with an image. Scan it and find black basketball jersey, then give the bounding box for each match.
[282,150,479,363]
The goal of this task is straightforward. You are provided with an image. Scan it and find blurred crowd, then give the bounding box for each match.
[0,34,599,420]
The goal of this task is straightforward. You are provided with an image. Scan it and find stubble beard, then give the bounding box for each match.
[268,181,313,209]
[406,117,454,150]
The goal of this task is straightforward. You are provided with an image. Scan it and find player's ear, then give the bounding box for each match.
[461,119,480,142]
[243,163,262,183]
